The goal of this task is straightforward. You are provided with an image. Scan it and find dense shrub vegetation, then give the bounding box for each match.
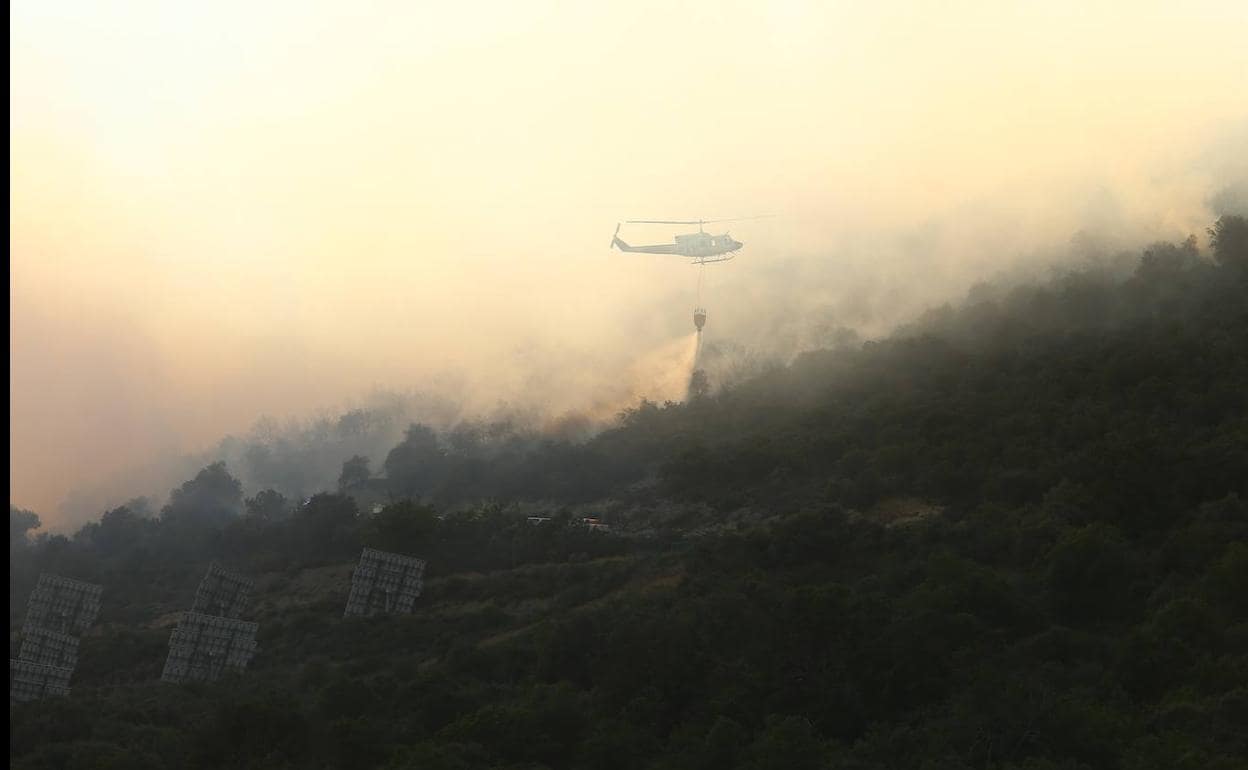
[9,217,1247,768]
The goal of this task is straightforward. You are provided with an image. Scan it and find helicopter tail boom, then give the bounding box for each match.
[611,224,678,253]
[615,239,682,254]
[610,223,639,251]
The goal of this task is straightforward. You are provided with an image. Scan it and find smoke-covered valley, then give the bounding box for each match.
[13,4,1248,768]
[40,166,1248,531]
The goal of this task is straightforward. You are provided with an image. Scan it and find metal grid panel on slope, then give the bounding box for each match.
[24,573,103,636]
[17,627,80,670]
[9,659,73,702]
[161,612,259,684]
[190,563,255,619]
[343,548,426,618]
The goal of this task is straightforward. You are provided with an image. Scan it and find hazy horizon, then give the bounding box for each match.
[11,0,1248,526]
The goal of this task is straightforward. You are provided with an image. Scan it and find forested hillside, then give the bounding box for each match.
[9,216,1248,769]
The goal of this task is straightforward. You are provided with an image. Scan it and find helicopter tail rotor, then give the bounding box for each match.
[610,223,621,249]
[610,223,638,251]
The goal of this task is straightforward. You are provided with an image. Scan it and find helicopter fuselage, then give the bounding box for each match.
[611,230,742,262]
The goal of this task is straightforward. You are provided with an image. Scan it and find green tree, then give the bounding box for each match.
[384,424,444,497]
[366,500,437,554]
[161,461,244,528]
[90,505,149,552]
[1047,523,1134,626]
[338,455,371,492]
[1208,214,1248,273]
[245,489,290,521]
[743,716,828,770]
[292,493,361,563]
[10,505,41,550]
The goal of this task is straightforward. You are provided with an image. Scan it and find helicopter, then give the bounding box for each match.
[610,217,767,264]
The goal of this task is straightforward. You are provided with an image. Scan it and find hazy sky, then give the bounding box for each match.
[11,1,1248,523]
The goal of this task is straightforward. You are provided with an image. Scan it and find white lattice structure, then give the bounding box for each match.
[160,612,259,684]
[11,573,102,702]
[17,627,80,670]
[343,548,426,618]
[9,659,73,702]
[23,573,103,636]
[191,563,254,619]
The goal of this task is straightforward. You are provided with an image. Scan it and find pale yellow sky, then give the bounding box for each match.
[10,0,1248,522]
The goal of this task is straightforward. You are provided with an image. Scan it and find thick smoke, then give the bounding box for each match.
[52,334,701,527]
[10,2,1247,527]
[46,170,1246,530]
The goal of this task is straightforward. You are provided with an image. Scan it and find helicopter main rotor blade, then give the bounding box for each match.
[698,215,774,224]
[625,215,773,225]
